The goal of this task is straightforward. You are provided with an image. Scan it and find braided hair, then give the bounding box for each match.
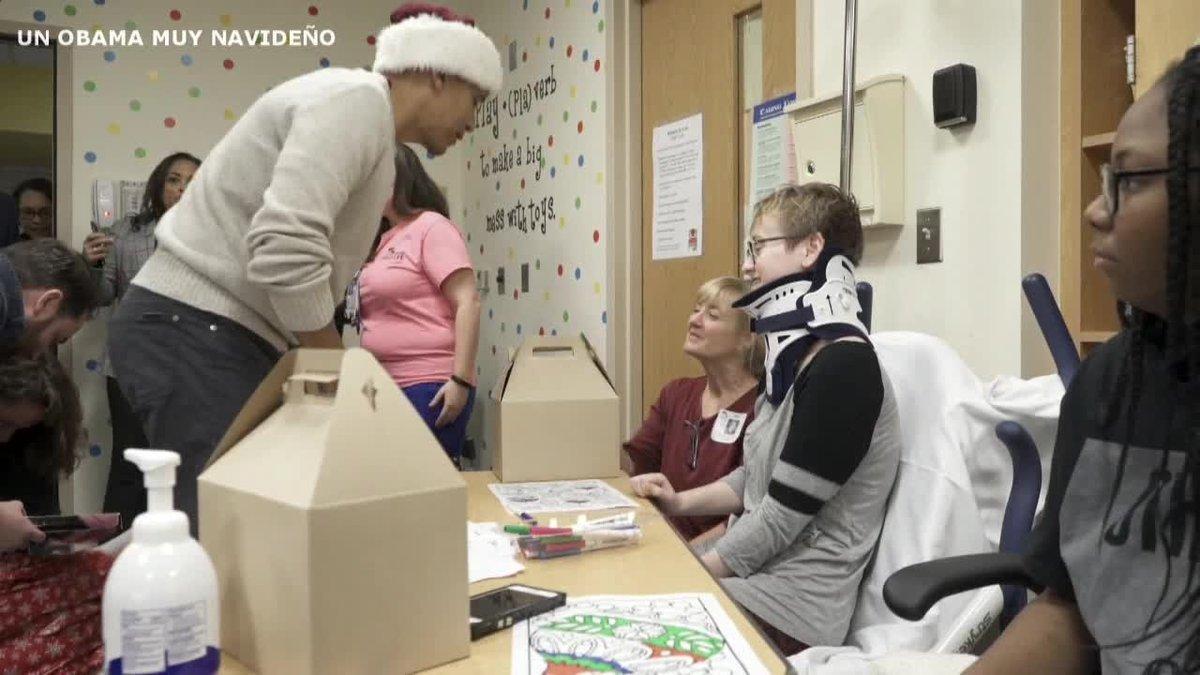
[1097,46,1200,672]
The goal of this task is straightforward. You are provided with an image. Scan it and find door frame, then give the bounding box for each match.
[611,0,813,435]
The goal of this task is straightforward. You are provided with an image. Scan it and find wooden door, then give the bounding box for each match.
[640,0,794,412]
[1135,0,1200,98]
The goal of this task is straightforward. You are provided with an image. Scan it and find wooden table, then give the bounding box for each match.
[220,472,789,674]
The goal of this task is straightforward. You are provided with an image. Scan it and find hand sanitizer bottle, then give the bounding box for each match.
[102,449,220,674]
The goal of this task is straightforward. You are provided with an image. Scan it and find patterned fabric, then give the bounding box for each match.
[0,551,111,675]
[100,215,157,305]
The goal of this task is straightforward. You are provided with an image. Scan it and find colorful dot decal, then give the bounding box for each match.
[64,5,77,17]
[169,9,182,21]
[367,35,377,46]
[594,1,600,12]
[551,329,558,337]
[545,8,551,19]
[33,10,46,21]
[83,80,96,92]
[591,100,598,113]
[563,111,570,122]
[599,20,605,32]
[563,311,570,322]
[594,60,602,72]
[570,85,577,98]
[548,135,555,147]
[224,108,236,120]
[164,117,177,128]
[550,167,557,179]
[147,70,159,81]
[557,264,564,276]
[188,86,202,98]
[594,282,602,295]
[593,230,600,243]
[103,51,116,63]
[134,148,146,158]
[89,444,102,458]
[575,197,582,209]
[544,291,551,301]
[129,100,141,111]
[84,151,97,163]
[549,36,556,48]
[107,123,120,135]
[573,268,581,280]
[223,59,235,70]
[308,5,319,16]
[181,54,193,66]
[566,46,574,58]
[577,121,584,133]
[94,0,105,5]
[488,309,494,319]
[319,57,331,68]
[125,20,137,30]
[516,324,522,335]
[513,290,520,299]
[602,310,608,324]
[220,14,233,26]
[578,155,585,167]
[582,49,590,61]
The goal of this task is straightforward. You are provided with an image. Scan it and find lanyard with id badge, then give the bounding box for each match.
[684,409,748,469]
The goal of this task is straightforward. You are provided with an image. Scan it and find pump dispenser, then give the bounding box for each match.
[102,449,220,674]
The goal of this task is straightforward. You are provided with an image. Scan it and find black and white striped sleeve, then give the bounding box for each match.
[715,342,884,577]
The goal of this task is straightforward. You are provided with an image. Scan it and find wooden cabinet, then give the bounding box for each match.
[1060,0,1197,355]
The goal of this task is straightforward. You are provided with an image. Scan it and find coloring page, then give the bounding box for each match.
[489,480,638,514]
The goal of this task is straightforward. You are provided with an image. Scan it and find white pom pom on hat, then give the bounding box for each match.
[372,10,503,96]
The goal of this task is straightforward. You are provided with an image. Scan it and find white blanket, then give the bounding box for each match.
[791,332,1063,673]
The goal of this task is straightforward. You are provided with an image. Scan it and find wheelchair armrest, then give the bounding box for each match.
[883,552,1042,621]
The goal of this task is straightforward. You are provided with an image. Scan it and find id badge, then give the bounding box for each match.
[711,409,748,444]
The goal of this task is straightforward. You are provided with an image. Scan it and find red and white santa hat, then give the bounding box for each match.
[373,3,503,96]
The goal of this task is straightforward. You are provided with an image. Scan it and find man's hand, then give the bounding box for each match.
[295,323,344,349]
[0,501,45,553]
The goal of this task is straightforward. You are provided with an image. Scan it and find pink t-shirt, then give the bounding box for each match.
[359,211,474,388]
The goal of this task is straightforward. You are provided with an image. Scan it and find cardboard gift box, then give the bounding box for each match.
[488,334,620,482]
[199,348,468,675]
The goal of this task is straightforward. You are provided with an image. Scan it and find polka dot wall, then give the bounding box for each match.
[464,0,611,467]
[0,0,461,510]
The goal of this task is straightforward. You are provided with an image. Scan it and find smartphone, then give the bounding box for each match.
[89,220,116,237]
[27,513,122,556]
[469,584,566,640]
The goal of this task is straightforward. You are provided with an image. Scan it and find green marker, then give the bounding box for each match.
[504,524,531,535]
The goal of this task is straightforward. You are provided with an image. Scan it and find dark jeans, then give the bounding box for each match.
[401,381,475,465]
[109,287,281,533]
[748,611,810,656]
[102,376,150,529]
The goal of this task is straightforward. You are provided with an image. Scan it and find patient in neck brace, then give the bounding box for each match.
[632,183,902,655]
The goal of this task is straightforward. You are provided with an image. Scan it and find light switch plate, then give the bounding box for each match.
[917,208,942,264]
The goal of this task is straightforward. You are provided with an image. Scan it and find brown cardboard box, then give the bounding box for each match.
[489,334,620,482]
[198,348,468,675]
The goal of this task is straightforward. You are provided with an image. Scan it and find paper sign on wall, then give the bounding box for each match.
[748,93,798,217]
[652,113,703,261]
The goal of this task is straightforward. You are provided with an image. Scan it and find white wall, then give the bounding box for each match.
[811,0,1058,379]
[458,0,613,468]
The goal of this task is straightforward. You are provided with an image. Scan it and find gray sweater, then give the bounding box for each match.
[133,68,396,351]
[715,342,901,646]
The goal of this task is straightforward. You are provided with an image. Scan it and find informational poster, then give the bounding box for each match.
[748,93,798,214]
[652,113,703,261]
[748,91,796,228]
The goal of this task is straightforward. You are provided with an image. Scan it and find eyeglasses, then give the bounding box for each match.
[1100,163,1200,215]
[19,207,52,220]
[744,236,801,262]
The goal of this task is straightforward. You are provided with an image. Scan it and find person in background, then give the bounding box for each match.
[0,355,84,517]
[633,183,902,655]
[0,193,21,248]
[107,2,501,528]
[350,144,480,463]
[98,152,200,529]
[1,238,101,358]
[623,276,761,544]
[13,178,53,240]
[967,45,1200,675]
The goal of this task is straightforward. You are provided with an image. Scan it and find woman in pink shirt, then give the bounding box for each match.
[349,145,480,463]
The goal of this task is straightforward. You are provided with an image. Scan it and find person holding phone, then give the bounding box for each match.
[97,152,200,529]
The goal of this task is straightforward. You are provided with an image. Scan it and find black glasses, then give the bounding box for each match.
[18,207,52,220]
[1100,163,1200,215]
[744,236,801,262]
[684,419,703,470]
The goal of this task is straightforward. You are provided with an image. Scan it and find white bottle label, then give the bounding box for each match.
[119,600,207,674]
